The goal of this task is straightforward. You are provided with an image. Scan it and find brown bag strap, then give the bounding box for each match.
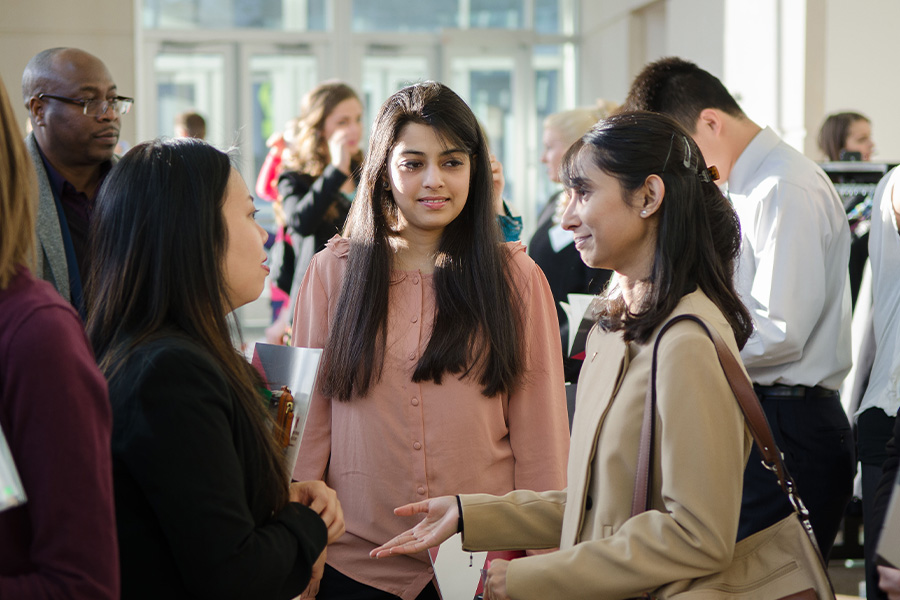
[631,314,795,517]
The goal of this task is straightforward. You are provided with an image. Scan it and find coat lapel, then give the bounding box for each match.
[25,133,70,302]
[560,328,630,547]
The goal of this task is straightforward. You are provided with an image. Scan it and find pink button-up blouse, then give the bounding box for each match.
[292,236,570,599]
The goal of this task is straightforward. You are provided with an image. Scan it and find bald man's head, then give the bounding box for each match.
[23,48,122,168]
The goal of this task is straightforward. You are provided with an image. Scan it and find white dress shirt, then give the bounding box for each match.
[728,126,852,390]
[856,166,900,419]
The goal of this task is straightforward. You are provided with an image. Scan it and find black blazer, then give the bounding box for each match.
[278,161,360,289]
[108,335,327,599]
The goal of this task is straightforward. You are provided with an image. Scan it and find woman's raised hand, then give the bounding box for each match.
[369,495,459,558]
[328,128,354,176]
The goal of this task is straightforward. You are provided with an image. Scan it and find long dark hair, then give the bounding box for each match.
[319,81,523,400]
[562,111,753,348]
[86,138,288,510]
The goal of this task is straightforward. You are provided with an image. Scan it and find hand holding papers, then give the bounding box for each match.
[0,425,26,512]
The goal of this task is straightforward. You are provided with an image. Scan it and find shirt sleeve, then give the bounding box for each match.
[0,304,119,600]
[118,346,327,598]
[291,253,334,482]
[738,179,836,368]
[503,327,748,600]
[506,255,570,493]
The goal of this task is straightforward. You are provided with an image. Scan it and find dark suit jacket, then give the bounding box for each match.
[108,335,327,599]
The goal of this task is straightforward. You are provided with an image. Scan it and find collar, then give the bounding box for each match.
[727,126,781,194]
[34,142,113,200]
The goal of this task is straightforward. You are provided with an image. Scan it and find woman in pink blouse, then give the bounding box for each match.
[291,81,570,600]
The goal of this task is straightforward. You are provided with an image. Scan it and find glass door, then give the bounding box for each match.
[140,42,234,151]
[444,34,570,235]
[240,45,322,198]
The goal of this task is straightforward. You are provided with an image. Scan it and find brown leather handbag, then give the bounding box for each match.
[632,314,836,600]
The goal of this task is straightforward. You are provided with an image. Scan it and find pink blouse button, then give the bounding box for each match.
[411,315,418,323]
[408,352,416,361]
[413,441,422,450]
[412,276,419,285]
[417,486,426,495]
[411,397,419,406]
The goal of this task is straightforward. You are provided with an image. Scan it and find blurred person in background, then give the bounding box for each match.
[528,103,615,383]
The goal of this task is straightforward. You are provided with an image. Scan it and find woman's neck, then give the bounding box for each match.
[391,230,443,273]
[619,274,649,312]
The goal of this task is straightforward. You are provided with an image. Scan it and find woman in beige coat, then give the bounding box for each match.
[371,111,756,600]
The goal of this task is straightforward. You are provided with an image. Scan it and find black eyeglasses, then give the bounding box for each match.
[37,93,134,117]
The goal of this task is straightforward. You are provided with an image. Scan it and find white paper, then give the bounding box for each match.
[429,534,488,600]
[0,425,26,513]
[250,343,322,477]
[559,293,596,355]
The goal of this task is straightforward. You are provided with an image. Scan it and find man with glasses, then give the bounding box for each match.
[21,47,133,314]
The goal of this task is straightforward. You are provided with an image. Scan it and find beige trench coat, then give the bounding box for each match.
[461,290,753,599]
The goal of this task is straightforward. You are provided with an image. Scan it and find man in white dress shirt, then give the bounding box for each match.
[623,57,854,559]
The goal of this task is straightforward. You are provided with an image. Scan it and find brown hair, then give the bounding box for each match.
[0,74,37,289]
[817,112,869,161]
[174,111,207,139]
[282,81,363,177]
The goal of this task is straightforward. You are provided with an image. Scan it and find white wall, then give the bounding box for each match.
[822,0,900,163]
[0,0,136,143]
[578,0,899,163]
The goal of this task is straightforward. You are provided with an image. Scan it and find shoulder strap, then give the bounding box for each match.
[631,314,794,517]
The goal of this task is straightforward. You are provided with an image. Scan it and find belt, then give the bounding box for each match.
[752,384,838,399]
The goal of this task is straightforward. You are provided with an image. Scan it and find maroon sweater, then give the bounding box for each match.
[0,268,118,599]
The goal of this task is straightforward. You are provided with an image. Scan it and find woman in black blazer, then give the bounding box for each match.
[86,138,343,599]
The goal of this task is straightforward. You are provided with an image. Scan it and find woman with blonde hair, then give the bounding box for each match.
[529,102,617,383]
[0,74,118,599]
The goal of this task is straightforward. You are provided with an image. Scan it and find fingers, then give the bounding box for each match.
[393,501,431,517]
[370,531,433,558]
[878,565,900,596]
[291,481,345,544]
[321,503,345,544]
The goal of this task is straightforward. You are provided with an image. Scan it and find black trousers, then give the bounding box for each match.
[858,407,896,600]
[316,564,441,600]
[737,385,856,560]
